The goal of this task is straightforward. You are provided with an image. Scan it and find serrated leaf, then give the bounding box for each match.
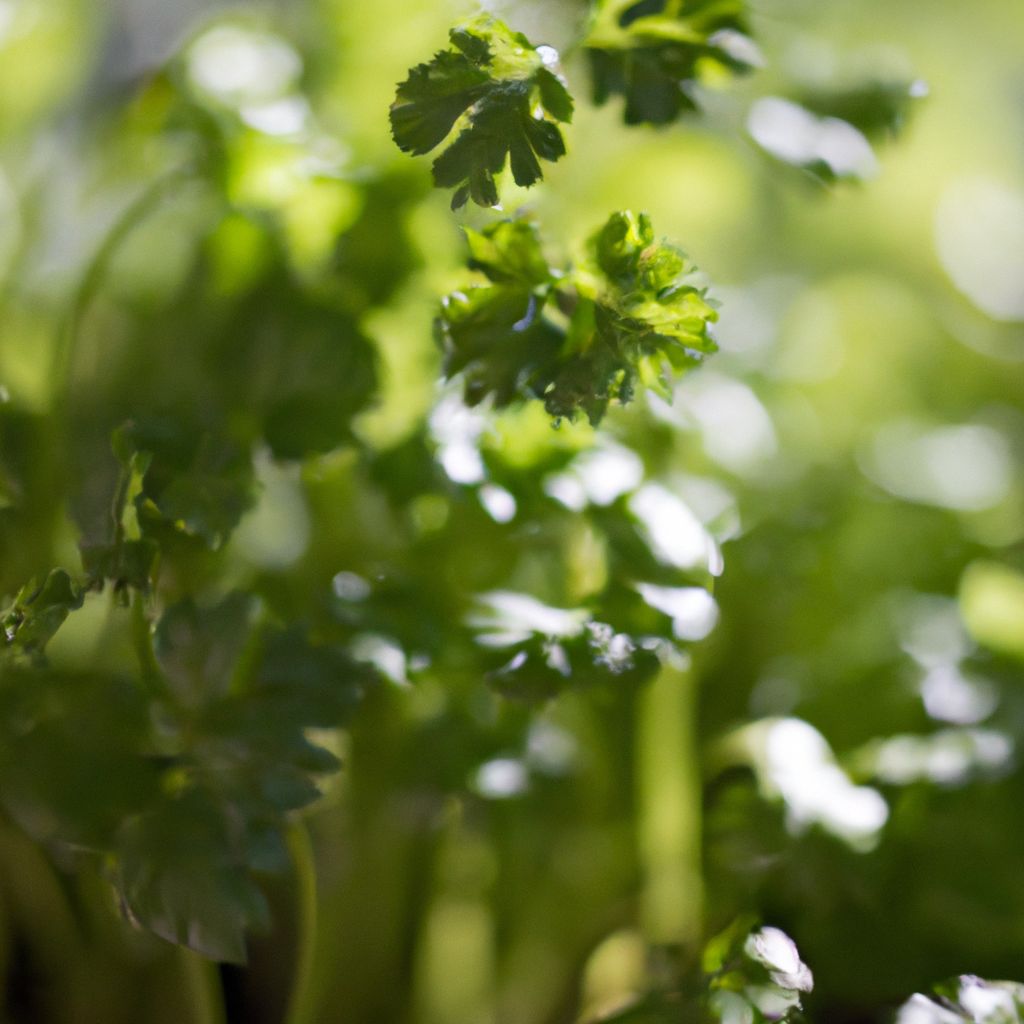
[436,211,717,424]
[391,15,573,208]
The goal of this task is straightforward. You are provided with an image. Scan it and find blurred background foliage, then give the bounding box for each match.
[0,0,1022,1022]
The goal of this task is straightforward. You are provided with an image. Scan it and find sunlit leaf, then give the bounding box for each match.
[391,15,573,208]
[436,210,717,424]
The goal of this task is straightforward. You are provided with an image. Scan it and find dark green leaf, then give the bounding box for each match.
[436,211,717,423]
[391,15,573,207]
[585,0,756,125]
[1,569,83,659]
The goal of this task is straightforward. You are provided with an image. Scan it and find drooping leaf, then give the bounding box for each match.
[391,15,573,208]
[114,421,258,550]
[110,619,374,958]
[114,788,271,964]
[585,0,758,125]
[436,210,717,424]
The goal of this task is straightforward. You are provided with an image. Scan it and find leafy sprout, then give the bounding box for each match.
[390,15,573,208]
[436,210,718,424]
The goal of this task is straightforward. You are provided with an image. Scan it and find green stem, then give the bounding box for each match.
[284,821,320,1024]
[636,655,702,947]
[180,947,227,1024]
[53,164,195,401]
[130,591,165,697]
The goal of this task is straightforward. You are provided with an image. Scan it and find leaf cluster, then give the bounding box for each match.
[436,211,717,424]
[0,588,374,962]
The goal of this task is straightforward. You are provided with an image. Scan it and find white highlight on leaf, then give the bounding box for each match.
[469,591,589,646]
[744,926,813,992]
[430,393,487,484]
[332,571,371,602]
[869,728,1013,786]
[636,583,719,641]
[748,97,878,179]
[526,720,576,774]
[759,718,889,848]
[896,994,965,1024]
[958,977,1019,1022]
[351,633,408,686]
[474,757,528,798]
[479,483,517,523]
[628,483,723,576]
[677,372,778,475]
[920,665,997,725]
[544,441,644,509]
[241,95,311,137]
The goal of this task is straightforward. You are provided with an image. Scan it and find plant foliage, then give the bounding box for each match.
[437,211,717,423]
[390,15,573,208]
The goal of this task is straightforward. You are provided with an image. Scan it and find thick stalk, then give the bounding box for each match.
[284,822,320,1024]
[636,656,702,947]
[180,948,227,1024]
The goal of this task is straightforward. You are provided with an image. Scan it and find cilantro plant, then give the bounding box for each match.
[0,1,1022,1023]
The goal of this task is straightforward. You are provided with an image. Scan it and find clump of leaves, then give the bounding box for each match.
[0,578,375,962]
[584,0,758,125]
[436,210,717,424]
[390,15,573,208]
[703,919,814,1023]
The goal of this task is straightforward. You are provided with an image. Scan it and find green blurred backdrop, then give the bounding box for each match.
[0,0,1022,1022]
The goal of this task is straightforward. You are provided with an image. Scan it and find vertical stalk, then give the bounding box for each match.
[636,656,702,946]
[180,948,227,1024]
[284,822,320,1024]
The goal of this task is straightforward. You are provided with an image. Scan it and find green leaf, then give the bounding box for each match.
[436,211,717,424]
[0,668,160,849]
[1,569,83,660]
[704,921,813,1022]
[391,15,573,208]
[80,540,159,591]
[117,423,258,550]
[796,78,926,140]
[114,788,271,964]
[585,0,757,125]
[155,593,255,708]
